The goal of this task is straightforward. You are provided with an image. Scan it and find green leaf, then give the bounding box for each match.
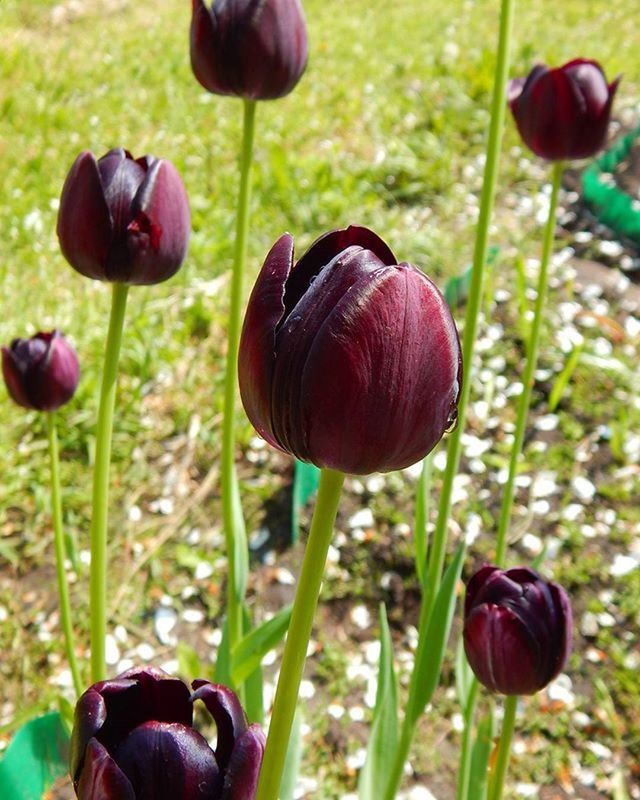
[242,605,264,726]
[468,711,494,800]
[231,470,249,603]
[56,695,75,736]
[292,460,321,544]
[414,453,433,587]
[280,710,303,800]
[214,618,232,687]
[444,266,473,308]
[548,342,583,412]
[0,713,70,800]
[455,637,474,713]
[407,543,465,726]
[358,604,398,800]
[231,605,293,685]
[177,643,204,683]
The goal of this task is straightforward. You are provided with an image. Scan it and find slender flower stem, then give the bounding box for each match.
[221,98,257,658]
[455,679,480,800]
[89,281,129,683]
[384,0,515,795]
[423,0,516,619]
[255,468,345,800]
[494,160,564,567]
[488,695,518,800]
[47,412,83,697]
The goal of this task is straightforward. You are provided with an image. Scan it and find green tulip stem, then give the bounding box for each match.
[488,695,518,800]
[89,281,129,683]
[424,0,515,621]
[46,411,83,697]
[455,678,480,800]
[221,97,257,658]
[494,160,564,567]
[255,468,345,800]
[385,0,515,794]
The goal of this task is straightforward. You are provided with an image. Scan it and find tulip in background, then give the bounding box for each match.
[239,225,462,475]
[2,329,83,695]
[189,0,309,668]
[508,59,620,161]
[463,565,573,695]
[2,330,79,412]
[190,0,308,100]
[57,146,191,683]
[71,666,264,800]
[245,225,462,800]
[57,148,190,285]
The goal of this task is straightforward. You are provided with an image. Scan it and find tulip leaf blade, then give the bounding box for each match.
[243,604,265,726]
[280,710,303,800]
[414,453,433,587]
[214,618,233,687]
[468,711,494,800]
[231,604,293,684]
[358,603,398,800]
[231,470,249,603]
[455,636,474,712]
[407,543,465,726]
[0,712,69,800]
[177,642,204,683]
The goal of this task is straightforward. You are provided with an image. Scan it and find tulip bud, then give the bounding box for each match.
[57,148,190,285]
[508,59,620,161]
[238,226,462,475]
[2,330,79,412]
[70,667,265,800]
[190,0,308,100]
[463,565,573,695]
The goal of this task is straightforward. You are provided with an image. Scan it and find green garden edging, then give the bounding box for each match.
[582,125,640,246]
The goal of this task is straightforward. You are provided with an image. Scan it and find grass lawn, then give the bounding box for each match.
[1,0,639,797]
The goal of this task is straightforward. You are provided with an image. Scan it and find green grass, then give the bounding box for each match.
[1,0,640,796]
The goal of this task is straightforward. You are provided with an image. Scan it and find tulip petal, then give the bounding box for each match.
[2,343,38,409]
[191,681,248,769]
[71,668,193,780]
[275,262,461,474]
[284,226,396,318]
[126,159,191,285]
[76,738,136,800]
[464,604,542,695]
[115,721,221,800]
[238,233,294,451]
[190,0,221,93]
[27,331,79,411]
[57,151,112,281]
[221,724,266,800]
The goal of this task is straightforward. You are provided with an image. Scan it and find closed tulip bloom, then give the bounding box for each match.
[190,0,308,100]
[238,226,462,475]
[2,330,79,412]
[57,148,190,285]
[70,666,265,800]
[508,59,620,161]
[463,565,572,696]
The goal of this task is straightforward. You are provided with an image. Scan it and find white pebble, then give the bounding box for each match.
[610,554,639,577]
[348,508,375,529]
[105,634,120,666]
[183,608,205,624]
[572,476,596,502]
[154,606,178,645]
[351,604,371,630]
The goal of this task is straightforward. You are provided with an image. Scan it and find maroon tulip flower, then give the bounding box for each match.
[463,565,573,696]
[190,0,308,100]
[57,148,190,285]
[508,59,620,161]
[238,226,462,475]
[2,330,79,412]
[70,667,265,800]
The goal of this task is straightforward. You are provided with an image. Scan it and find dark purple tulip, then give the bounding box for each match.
[238,226,462,475]
[70,667,265,800]
[190,0,308,100]
[2,330,79,412]
[508,59,620,161]
[463,565,573,696]
[57,149,190,285]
